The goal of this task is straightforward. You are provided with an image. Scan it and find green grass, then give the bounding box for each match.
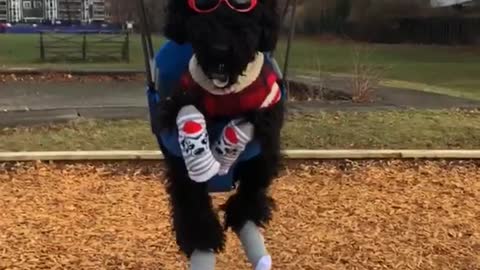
[276,40,480,100]
[0,110,479,151]
[0,34,165,70]
[1,34,479,99]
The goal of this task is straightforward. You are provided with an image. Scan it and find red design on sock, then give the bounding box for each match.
[183,121,203,135]
[225,127,239,144]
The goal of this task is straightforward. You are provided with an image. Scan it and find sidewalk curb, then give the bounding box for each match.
[0,68,145,76]
[0,106,149,127]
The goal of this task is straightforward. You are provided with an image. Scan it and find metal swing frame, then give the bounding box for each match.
[136,0,297,193]
[136,0,156,89]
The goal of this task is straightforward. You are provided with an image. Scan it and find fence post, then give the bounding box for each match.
[124,31,130,63]
[40,32,45,61]
[82,33,87,61]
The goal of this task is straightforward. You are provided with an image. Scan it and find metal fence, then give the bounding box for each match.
[39,31,130,62]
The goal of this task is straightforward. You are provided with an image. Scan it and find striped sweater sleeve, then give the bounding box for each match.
[260,70,282,109]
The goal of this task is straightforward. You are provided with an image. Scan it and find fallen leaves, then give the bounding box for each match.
[0,73,143,84]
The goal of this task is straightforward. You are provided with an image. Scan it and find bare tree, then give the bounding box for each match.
[108,0,166,31]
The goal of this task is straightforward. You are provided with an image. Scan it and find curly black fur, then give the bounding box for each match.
[164,0,279,52]
[223,101,284,232]
[159,143,226,257]
[164,0,279,85]
[158,0,284,257]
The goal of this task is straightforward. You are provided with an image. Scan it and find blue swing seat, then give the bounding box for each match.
[147,40,285,193]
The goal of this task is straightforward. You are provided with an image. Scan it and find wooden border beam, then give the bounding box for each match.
[0,150,480,162]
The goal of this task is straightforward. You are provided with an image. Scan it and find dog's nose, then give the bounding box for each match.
[211,43,229,58]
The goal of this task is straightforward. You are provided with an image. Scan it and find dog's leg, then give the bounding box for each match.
[223,101,284,270]
[189,249,216,270]
[177,105,220,183]
[212,119,254,175]
[161,145,225,268]
[236,220,272,270]
[223,155,276,270]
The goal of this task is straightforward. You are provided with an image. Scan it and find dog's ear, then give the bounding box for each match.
[163,0,192,44]
[258,0,280,52]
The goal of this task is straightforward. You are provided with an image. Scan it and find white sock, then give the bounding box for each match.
[255,256,272,270]
[190,249,216,270]
[212,119,254,175]
[236,221,272,270]
[177,105,220,182]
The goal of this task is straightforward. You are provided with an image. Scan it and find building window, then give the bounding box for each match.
[23,1,32,9]
[34,1,42,8]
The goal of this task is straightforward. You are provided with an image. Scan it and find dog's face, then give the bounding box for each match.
[164,0,279,89]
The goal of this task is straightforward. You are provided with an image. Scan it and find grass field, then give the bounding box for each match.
[1,34,479,99]
[0,110,479,151]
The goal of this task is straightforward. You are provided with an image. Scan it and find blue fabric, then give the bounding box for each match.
[148,40,284,192]
[154,42,193,98]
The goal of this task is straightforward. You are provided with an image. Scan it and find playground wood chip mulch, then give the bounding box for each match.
[0,160,479,270]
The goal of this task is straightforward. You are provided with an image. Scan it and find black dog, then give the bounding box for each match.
[155,0,284,268]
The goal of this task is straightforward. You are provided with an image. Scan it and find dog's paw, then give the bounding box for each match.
[255,255,272,270]
[189,160,221,183]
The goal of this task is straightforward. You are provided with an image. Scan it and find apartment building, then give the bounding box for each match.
[44,0,57,21]
[22,0,45,21]
[1,0,107,23]
[57,0,82,21]
[0,0,7,22]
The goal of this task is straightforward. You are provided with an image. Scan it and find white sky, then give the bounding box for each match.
[430,0,473,7]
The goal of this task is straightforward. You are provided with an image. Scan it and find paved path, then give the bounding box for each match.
[0,81,147,126]
[0,81,145,111]
[1,76,479,126]
[294,75,480,110]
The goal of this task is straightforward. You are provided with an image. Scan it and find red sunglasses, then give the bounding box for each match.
[188,0,258,13]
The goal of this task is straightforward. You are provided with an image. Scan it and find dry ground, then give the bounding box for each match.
[0,73,144,84]
[0,160,479,270]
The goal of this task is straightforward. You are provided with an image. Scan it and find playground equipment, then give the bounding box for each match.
[136,0,297,193]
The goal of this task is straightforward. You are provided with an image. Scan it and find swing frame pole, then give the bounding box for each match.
[282,0,297,92]
[136,0,155,88]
